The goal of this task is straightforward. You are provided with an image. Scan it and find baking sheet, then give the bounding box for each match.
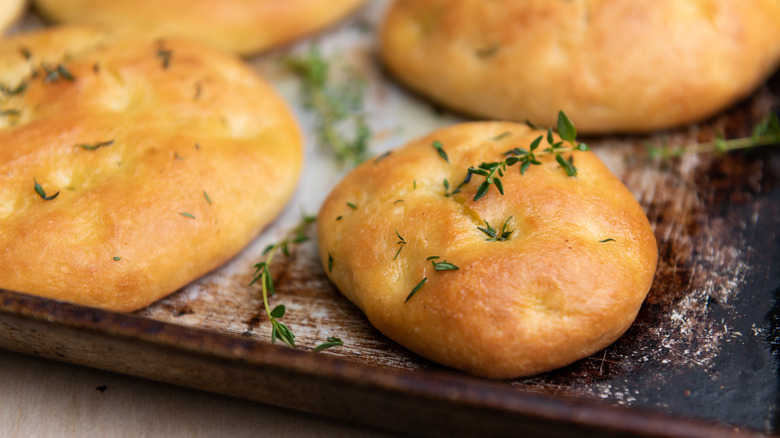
[2,2,779,436]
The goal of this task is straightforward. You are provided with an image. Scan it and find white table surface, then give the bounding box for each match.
[0,349,404,437]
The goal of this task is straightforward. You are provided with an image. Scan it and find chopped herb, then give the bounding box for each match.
[426,256,440,261]
[314,336,343,352]
[405,277,428,303]
[394,229,406,260]
[493,132,511,141]
[477,216,514,241]
[336,215,343,221]
[43,63,75,83]
[432,140,449,163]
[413,180,417,190]
[285,45,371,166]
[0,81,27,95]
[476,44,499,58]
[393,199,404,204]
[113,256,121,261]
[431,259,458,271]
[374,151,392,163]
[347,202,358,210]
[19,47,31,60]
[599,238,616,243]
[33,178,59,200]
[203,191,212,204]
[79,139,114,151]
[157,44,172,69]
[328,251,334,272]
[249,215,316,347]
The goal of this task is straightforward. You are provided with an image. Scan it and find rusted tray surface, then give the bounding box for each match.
[2,2,779,437]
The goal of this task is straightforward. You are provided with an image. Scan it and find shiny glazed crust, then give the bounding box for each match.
[32,0,366,56]
[0,26,302,312]
[317,122,658,378]
[381,0,780,134]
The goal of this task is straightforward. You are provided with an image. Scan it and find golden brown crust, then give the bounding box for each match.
[32,0,366,56]
[0,26,302,312]
[381,0,780,134]
[317,122,657,378]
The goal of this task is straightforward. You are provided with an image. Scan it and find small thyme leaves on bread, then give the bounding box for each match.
[477,217,514,242]
[0,81,26,95]
[78,139,114,151]
[156,44,172,69]
[33,178,58,200]
[346,202,358,210]
[432,140,449,163]
[179,212,195,219]
[203,191,212,205]
[393,229,406,260]
[492,132,511,141]
[42,63,75,83]
[405,277,427,303]
[600,238,616,243]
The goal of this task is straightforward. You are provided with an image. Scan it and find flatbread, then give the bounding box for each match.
[0,26,302,312]
[33,0,366,56]
[381,0,780,134]
[318,121,658,378]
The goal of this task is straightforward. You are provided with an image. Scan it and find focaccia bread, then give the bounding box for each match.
[0,0,25,34]
[317,121,658,378]
[32,0,366,56]
[381,0,780,134]
[0,26,302,312]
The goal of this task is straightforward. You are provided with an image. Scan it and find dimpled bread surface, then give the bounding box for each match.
[0,26,302,312]
[33,0,366,56]
[318,122,658,378]
[381,0,780,134]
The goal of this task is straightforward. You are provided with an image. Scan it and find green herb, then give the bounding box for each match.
[0,109,21,117]
[285,45,371,166]
[477,216,514,241]
[432,140,449,163]
[113,256,121,261]
[648,113,780,159]
[405,277,428,303]
[157,44,172,69]
[336,215,343,221]
[347,202,357,210]
[0,81,27,96]
[468,110,587,201]
[79,139,114,151]
[393,229,406,260]
[393,199,404,204]
[599,238,616,243]
[19,47,31,61]
[33,178,58,200]
[476,44,499,58]
[493,132,511,141]
[313,336,343,352]
[203,191,212,204]
[374,151,392,163]
[431,259,458,271]
[328,251,334,272]
[43,63,75,83]
[249,215,316,347]
[180,212,195,219]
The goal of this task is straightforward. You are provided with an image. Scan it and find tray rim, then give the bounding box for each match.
[0,289,767,438]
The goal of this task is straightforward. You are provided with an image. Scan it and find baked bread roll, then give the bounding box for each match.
[317,121,657,378]
[0,0,25,34]
[381,0,780,134]
[32,0,366,56]
[0,26,302,312]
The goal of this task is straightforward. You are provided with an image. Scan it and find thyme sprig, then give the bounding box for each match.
[648,113,780,159]
[394,229,406,260]
[468,111,588,201]
[477,217,514,241]
[249,215,316,348]
[285,45,371,167]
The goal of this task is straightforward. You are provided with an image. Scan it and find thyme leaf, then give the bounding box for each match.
[43,63,75,83]
[433,140,449,163]
[431,259,458,271]
[477,216,514,241]
[405,277,427,303]
[33,178,59,200]
[394,229,406,260]
[313,336,343,352]
[79,139,114,151]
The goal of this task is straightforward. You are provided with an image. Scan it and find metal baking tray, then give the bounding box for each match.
[2,2,778,436]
